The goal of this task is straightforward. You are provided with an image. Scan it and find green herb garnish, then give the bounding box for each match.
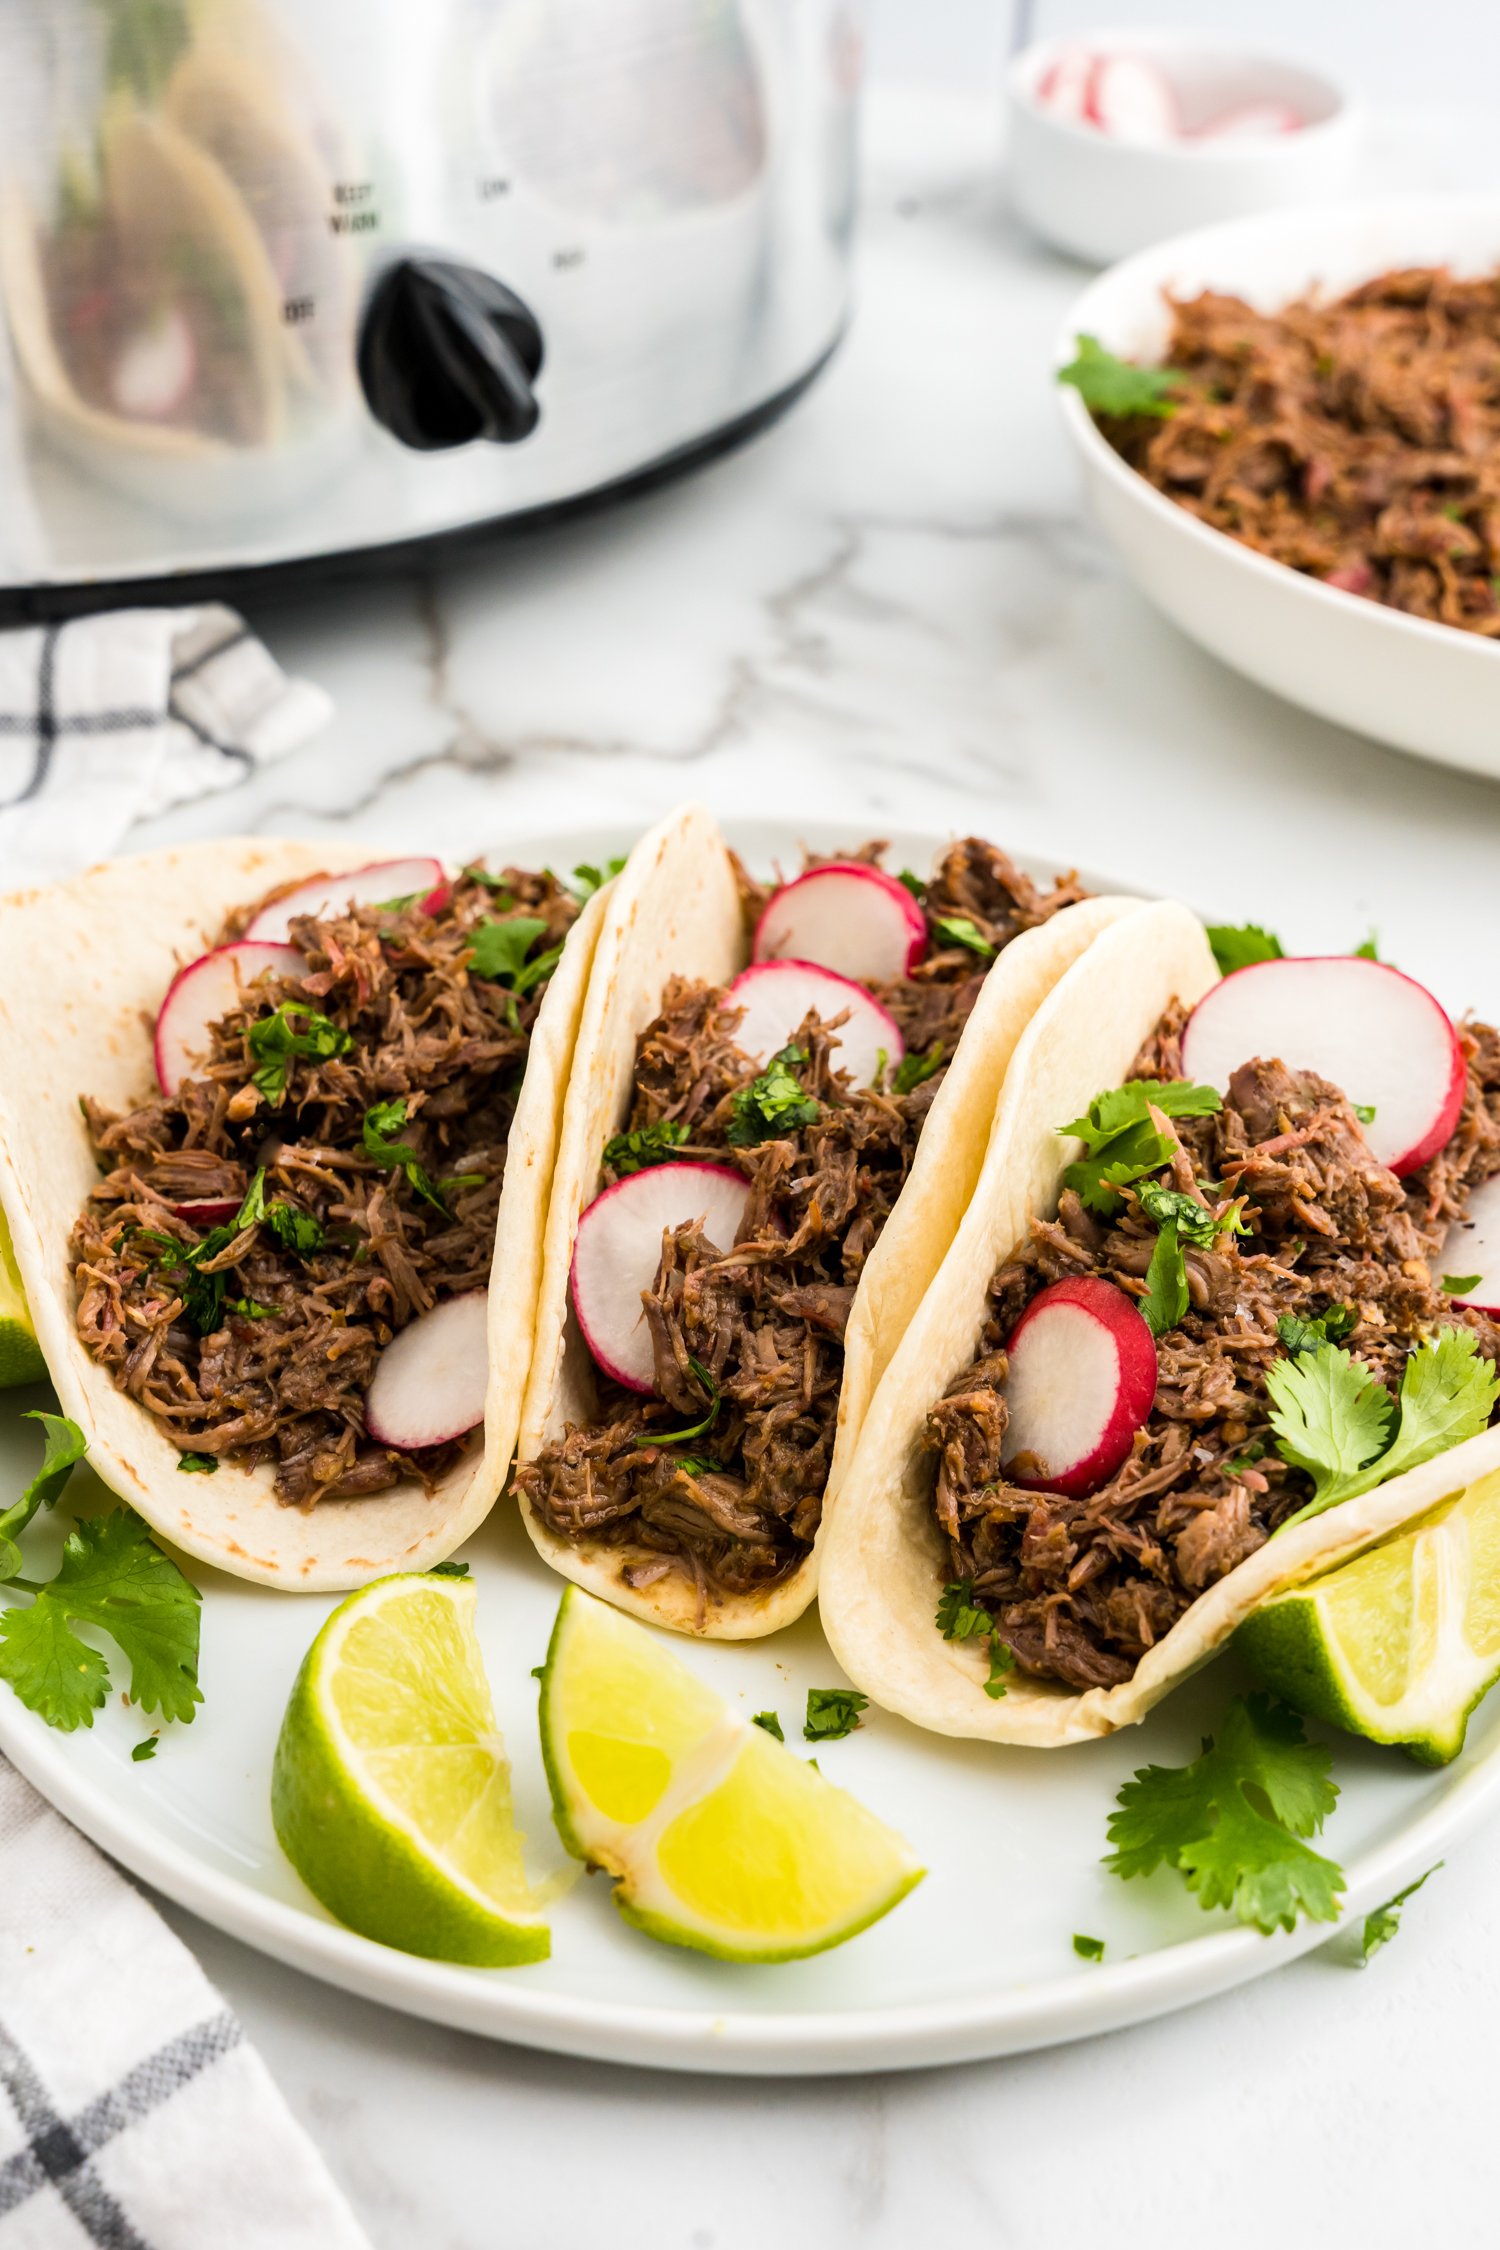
[603,1119,691,1176]
[1441,1273,1482,1297]
[654,1361,722,1446]
[935,1578,1013,1699]
[727,1045,821,1147]
[428,1559,471,1578]
[1359,1865,1439,1964]
[131,1736,159,1762]
[893,1041,945,1097]
[361,1099,448,1213]
[803,1688,869,1742]
[1059,1080,1222,1216]
[751,1711,784,1742]
[1270,1329,1499,1532]
[1072,1933,1105,1963]
[1204,923,1284,976]
[467,914,559,996]
[1058,334,1185,420]
[247,1003,352,1106]
[897,869,927,903]
[932,915,996,961]
[264,1201,325,1256]
[176,1452,218,1475]
[1276,1307,1356,1355]
[569,857,626,901]
[1105,1693,1344,1935]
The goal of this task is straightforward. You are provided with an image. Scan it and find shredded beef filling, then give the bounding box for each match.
[514,838,1088,1606]
[1103,267,1500,638]
[928,1006,1500,1692]
[70,867,579,1505]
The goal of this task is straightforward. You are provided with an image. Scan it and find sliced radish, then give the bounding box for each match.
[1437,1175,1500,1316]
[1181,956,1465,1177]
[243,857,448,942]
[724,960,903,1091]
[1085,54,1179,142]
[112,305,197,420]
[1036,46,1097,124]
[172,1197,240,1225]
[1002,1277,1158,1498]
[155,941,303,1099]
[1195,100,1303,140]
[571,1162,751,1394]
[365,1291,489,1449]
[753,862,927,984]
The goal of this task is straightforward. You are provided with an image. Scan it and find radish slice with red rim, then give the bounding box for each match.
[172,1197,240,1225]
[1002,1277,1158,1498]
[752,862,927,984]
[365,1291,489,1449]
[571,1162,752,1394]
[1085,53,1179,141]
[1438,1175,1500,1315]
[1036,46,1097,123]
[1181,955,1465,1177]
[242,857,448,943]
[155,941,303,1099]
[724,960,903,1090]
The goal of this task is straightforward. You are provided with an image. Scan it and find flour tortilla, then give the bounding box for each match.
[515,800,1147,1638]
[820,902,1500,1744]
[0,839,604,1592]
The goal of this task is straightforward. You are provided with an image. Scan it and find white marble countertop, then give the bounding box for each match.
[124,69,1500,2250]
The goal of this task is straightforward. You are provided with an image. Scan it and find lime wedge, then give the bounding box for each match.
[1237,1466,1500,1766]
[0,1205,45,1388]
[538,1587,923,1961]
[271,1574,550,1964]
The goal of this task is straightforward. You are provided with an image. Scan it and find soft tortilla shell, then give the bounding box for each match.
[516,801,1145,1639]
[0,839,603,1591]
[821,903,1500,1743]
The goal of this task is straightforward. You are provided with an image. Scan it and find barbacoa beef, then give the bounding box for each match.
[927,1008,1500,1692]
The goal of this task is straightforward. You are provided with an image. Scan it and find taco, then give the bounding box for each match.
[511,802,1147,1639]
[820,905,1500,1743]
[0,838,607,1590]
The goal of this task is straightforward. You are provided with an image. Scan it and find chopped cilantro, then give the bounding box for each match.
[463,867,516,906]
[1271,1329,1499,1532]
[1224,1438,1267,1475]
[932,915,996,961]
[236,1169,267,1227]
[1205,923,1283,976]
[362,1099,447,1214]
[246,1002,352,1106]
[1059,1081,1222,1215]
[603,1119,690,1176]
[466,914,551,987]
[654,1361,722,1446]
[131,1736,158,1762]
[897,868,927,903]
[1072,1932,1106,1963]
[1058,334,1185,420]
[893,1041,944,1097]
[569,857,626,901]
[264,1200,325,1256]
[176,1452,218,1475]
[1359,1865,1439,1964]
[803,1687,868,1742]
[227,1297,276,1320]
[1276,1306,1357,1355]
[935,1578,1013,1699]
[1352,1103,1377,1126]
[984,1639,1015,1698]
[0,1421,201,1733]
[727,1045,820,1146]
[751,1711,784,1742]
[428,1559,470,1578]
[1105,1692,1344,1934]
[1352,933,1380,961]
[1140,1220,1189,1338]
[1136,1181,1242,1252]
[1441,1273,1482,1297]
[667,1455,719,1478]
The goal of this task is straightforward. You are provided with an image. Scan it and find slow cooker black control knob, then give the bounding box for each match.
[357,258,544,450]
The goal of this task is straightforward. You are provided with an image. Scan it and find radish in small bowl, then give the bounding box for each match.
[571,1162,751,1394]
[724,960,902,1091]
[753,863,927,985]
[155,941,302,1099]
[1002,1277,1158,1497]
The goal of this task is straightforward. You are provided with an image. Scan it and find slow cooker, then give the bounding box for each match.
[0,0,861,614]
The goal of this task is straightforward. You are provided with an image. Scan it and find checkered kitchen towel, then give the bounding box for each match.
[0,606,331,886]
[0,611,366,2247]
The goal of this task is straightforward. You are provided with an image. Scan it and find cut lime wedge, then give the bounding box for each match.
[0,1205,45,1388]
[1237,1466,1500,1765]
[538,1587,923,1961]
[271,1574,550,1964]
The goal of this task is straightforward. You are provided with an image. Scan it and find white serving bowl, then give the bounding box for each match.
[1008,29,1361,266]
[1057,196,1500,784]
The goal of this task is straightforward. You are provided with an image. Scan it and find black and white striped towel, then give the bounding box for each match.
[0,610,367,2247]
[0,607,331,886]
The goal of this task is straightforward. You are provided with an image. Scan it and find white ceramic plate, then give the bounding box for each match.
[1058,197,1500,782]
[1,819,1495,2078]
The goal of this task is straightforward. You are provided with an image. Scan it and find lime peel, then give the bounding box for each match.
[539,1587,923,1962]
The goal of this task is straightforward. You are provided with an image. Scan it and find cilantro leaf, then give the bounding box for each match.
[1205,923,1284,976]
[0,1412,88,1582]
[1352,933,1380,962]
[247,1002,352,1106]
[751,1710,784,1742]
[428,1559,470,1578]
[1276,1306,1356,1355]
[463,865,515,901]
[897,869,927,903]
[362,1099,447,1214]
[727,1046,820,1147]
[0,1600,109,1730]
[984,1638,1015,1699]
[131,1736,158,1762]
[38,1511,202,1723]
[1105,1693,1344,1934]
[603,1119,690,1177]
[803,1687,868,1742]
[569,857,626,901]
[1352,1103,1377,1127]
[653,1360,722,1446]
[1441,1273,1482,1297]
[932,915,996,961]
[1072,1933,1105,1962]
[936,1579,993,1641]
[1140,1221,1189,1337]
[1058,334,1185,420]
[1059,1081,1222,1214]
[1360,1865,1439,1964]
[1273,1330,1499,1530]
[466,914,550,984]
[176,1452,217,1475]
[1136,1181,1237,1252]
[264,1201,325,1256]
[893,1041,944,1097]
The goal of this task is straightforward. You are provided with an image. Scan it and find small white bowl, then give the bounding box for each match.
[1055,195,1500,783]
[1008,28,1362,265]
